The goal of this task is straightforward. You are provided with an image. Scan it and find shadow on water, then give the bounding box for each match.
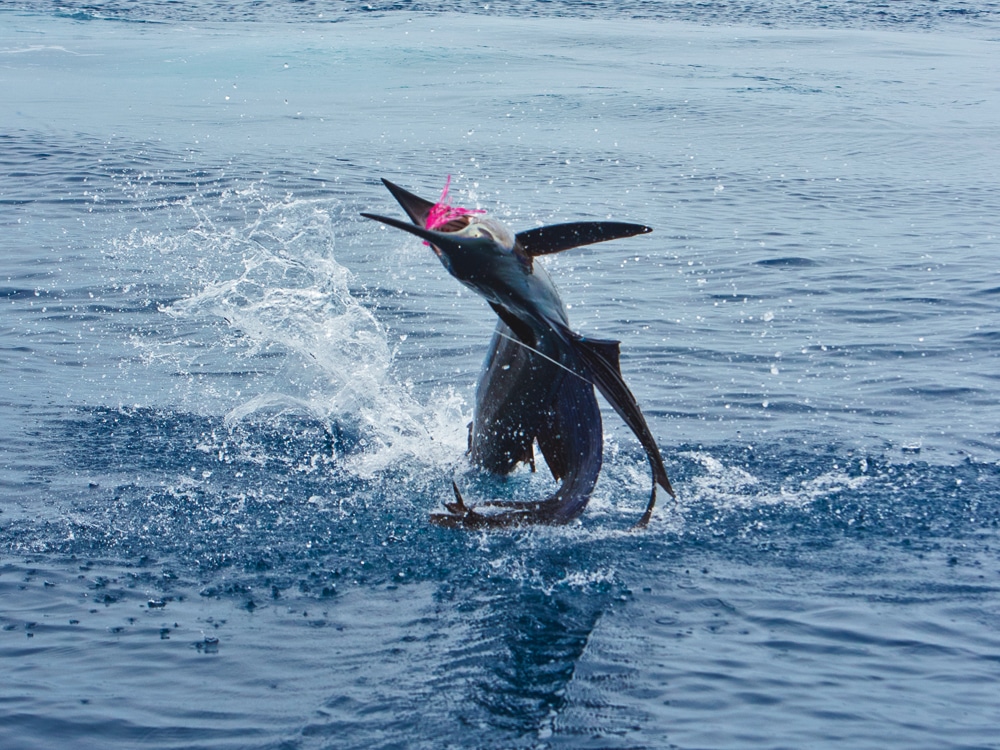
[436,552,616,740]
[3,406,627,744]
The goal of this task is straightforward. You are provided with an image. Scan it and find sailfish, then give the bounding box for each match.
[362,177,673,528]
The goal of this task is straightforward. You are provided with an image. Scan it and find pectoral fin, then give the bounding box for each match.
[566,332,674,510]
[516,222,652,257]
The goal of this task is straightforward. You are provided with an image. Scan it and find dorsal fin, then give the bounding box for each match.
[536,366,603,484]
[516,222,652,257]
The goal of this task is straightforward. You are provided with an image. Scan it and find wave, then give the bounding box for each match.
[4,0,999,35]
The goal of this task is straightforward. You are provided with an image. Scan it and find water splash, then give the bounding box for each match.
[116,182,468,476]
[674,449,869,513]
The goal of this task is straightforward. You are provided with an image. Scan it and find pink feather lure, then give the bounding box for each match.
[424,175,485,232]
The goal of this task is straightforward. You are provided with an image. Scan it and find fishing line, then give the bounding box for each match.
[485,327,662,528]
[492,328,593,385]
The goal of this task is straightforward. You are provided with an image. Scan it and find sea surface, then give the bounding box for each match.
[2,1,1000,748]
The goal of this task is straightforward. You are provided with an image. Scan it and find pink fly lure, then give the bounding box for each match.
[424,175,485,234]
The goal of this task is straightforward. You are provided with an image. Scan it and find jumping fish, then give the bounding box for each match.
[363,178,673,527]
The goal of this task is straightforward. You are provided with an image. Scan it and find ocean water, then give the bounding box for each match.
[2,2,1000,748]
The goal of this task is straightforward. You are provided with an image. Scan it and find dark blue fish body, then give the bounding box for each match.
[469,321,565,476]
[465,319,603,526]
[363,179,673,527]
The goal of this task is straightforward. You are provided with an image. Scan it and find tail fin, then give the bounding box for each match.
[567,333,675,508]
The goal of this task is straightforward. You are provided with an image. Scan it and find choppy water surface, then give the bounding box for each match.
[2,3,1000,749]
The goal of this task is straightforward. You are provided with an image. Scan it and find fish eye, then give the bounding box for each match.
[466,225,495,241]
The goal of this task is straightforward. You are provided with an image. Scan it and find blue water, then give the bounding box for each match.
[2,2,1000,748]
